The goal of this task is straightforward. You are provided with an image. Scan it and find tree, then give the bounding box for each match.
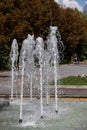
[0,0,43,69]
[0,0,87,69]
[57,8,86,61]
[80,33,87,60]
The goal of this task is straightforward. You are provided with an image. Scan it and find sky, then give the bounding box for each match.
[76,0,86,7]
[54,0,87,12]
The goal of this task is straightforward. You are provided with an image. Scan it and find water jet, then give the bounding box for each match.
[9,26,64,123]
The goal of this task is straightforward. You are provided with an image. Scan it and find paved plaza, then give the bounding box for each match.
[0,63,87,98]
[59,63,87,78]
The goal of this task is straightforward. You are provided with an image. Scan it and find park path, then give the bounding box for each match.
[59,64,87,78]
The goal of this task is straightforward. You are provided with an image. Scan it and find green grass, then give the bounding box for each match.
[50,76,87,85]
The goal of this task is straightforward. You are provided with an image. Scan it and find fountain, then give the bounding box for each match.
[0,26,87,130]
[0,98,87,130]
[10,39,19,101]
[46,26,59,113]
[9,26,64,122]
[19,34,35,123]
[35,37,44,118]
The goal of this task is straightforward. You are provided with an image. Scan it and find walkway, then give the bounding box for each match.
[0,63,87,98]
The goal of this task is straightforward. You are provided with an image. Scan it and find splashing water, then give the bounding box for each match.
[46,26,59,113]
[35,37,44,118]
[9,26,64,123]
[10,39,19,101]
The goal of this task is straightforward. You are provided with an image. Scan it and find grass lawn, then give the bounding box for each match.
[50,76,87,85]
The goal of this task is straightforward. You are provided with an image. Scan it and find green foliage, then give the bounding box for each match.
[0,44,10,70]
[60,76,87,85]
[50,76,87,86]
[81,33,87,60]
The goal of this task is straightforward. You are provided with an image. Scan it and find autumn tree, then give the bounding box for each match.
[0,0,43,69]
[0,0,87,69]
[0,0,15,69]
[55,8,86,61]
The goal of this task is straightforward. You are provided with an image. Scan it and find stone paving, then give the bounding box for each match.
[0,64,87,98]
[59,63,87,78]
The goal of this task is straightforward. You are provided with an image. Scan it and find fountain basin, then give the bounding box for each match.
[0,98,87,130]
[0,87,87,98]
[0,100,9,110]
